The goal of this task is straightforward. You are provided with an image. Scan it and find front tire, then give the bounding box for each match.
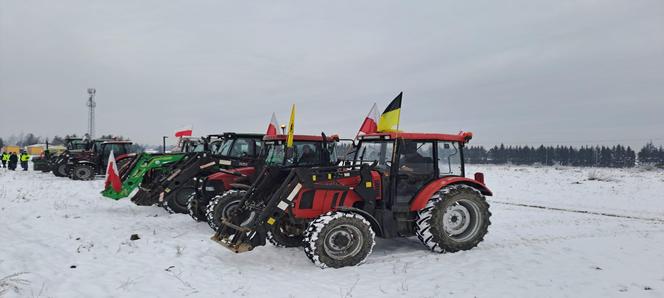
[187,193,206,222]
[53,163,67,177]
[71,164,95,180]
[163,187,195,214]
[303,212,375,269]
[267,217,305,248]
[415,185,491,253]
[205,190,246,231]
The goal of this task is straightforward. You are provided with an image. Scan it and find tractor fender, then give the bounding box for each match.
[335,207,384,237]
[409,177,493,212]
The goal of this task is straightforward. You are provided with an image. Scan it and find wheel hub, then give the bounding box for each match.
[443,203,471,236]
[324,224,363,260]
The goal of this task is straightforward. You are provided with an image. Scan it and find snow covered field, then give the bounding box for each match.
[1,165,663,297]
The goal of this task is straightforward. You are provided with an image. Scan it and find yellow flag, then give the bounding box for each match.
[377,92,402,132]
[286,104,296,147]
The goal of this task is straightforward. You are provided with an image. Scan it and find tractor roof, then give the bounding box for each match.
[359,132,473,143]
[101,141,133,145]
[263,134,340,142]
[222,132,265,139]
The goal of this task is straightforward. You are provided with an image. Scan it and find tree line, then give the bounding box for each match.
[465,143,664,168]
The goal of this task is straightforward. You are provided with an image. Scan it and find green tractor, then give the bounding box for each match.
[101,137,206,200]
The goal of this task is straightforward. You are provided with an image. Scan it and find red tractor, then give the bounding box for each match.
[212,131,492,268]
[199,133,341,231]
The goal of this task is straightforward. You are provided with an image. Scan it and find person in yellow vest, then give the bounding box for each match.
[19,151,30,171]
[1,151,9,168]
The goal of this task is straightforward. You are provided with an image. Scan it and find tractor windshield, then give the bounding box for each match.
[181,140,206,153]
[355,141,394,167]
[69,141,87,150]
[264,141,336,167]
[209,140,227,155]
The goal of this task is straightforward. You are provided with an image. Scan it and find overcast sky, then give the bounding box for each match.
[1,0,663,148]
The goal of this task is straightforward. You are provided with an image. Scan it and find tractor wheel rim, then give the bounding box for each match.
[78,168,91,178]
[221,200,241,220]
[324,224,363,260]
[442,199,482,241]
[220,201,256,227]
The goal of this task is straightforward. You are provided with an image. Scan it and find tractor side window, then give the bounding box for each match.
[437,142,462,177]
[398,141,434,174]
[396,141,435,204]
[229,138,251,158]
[327,143,338,165]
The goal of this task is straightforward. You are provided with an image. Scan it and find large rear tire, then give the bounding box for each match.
[71,164,95,181]
[303,212,375,269]
[205,190,246,231]
[163,187,195,214]
[415,185,491,253]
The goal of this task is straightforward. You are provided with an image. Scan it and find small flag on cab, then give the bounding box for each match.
[266,113,280,136]
[286,104,296,148]
[356,102,380,139]
[175,125,193,138]
[377,92,402,133]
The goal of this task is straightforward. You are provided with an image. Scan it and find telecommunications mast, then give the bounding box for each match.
[87,88,96,139]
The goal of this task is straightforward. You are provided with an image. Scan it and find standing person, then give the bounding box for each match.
[8,152,18,171]
[19,151,30,171]
[1,151,8,168]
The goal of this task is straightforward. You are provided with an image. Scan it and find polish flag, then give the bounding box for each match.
[105,151,122,193]
[175,125,193,137]
[266,113,280,136]
[357,103,379,137]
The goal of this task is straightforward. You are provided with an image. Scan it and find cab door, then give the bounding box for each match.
[394,140,436,206]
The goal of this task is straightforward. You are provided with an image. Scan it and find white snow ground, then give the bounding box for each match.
[1,165,664,298]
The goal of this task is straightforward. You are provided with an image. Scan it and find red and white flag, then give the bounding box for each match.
[266,113,280,136]
[356,103,379,137]
[105,151,122,193]
[175,125,193,137]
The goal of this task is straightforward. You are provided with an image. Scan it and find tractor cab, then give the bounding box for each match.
[64,137,87,151]
[176,137,205,153]
[261,134,338,168]
[97,141,133,167]
[208,133,264,167]
[354,132,472,209]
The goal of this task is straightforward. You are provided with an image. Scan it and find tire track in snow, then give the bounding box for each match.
[491,200,664,224]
